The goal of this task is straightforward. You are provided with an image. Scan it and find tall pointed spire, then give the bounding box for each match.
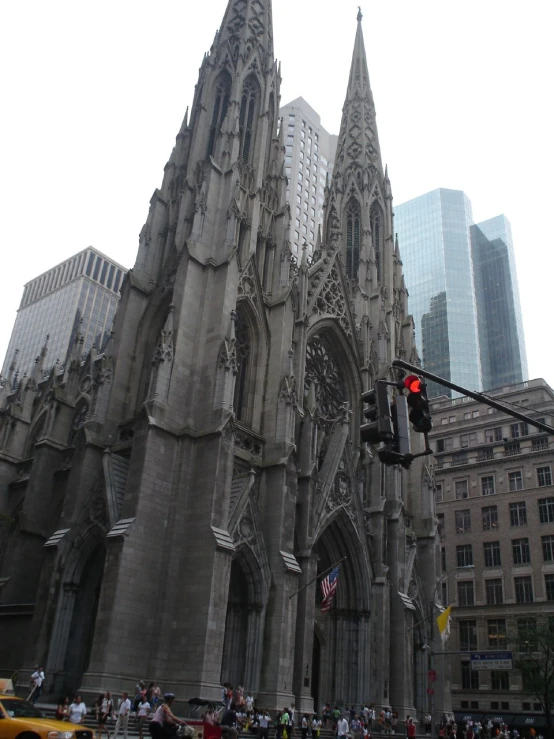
[332,10,384,189]
[218,0,274,64]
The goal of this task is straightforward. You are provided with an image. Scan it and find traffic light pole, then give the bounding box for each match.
[392,359,554,435]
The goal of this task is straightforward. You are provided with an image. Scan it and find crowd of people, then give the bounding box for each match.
[26,673,542,739]
[53,682,185,739]
[438,716,544,739]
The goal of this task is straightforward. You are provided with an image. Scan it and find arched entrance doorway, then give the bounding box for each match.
[46,530,106,697]
[221,559,249,688]
[312,514,371,708]
[63,544,106,693]
[220,549,266,693]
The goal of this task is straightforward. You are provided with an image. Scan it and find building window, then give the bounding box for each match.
[542,535,554,562]
[435,483,443,503]
[512,538,531,565]
[437,437,453,452]
[461,432,477,447]
[456,544,473,568]
[514,576,534,603]
[517,617,537,648]
[441,546,446,572]
[481,476,495,496]
[461,662,479,690]
[459,620,477,651]
[537,466,553,487]
[511,422,528,438]
[233,310,252,423]
[455,510,471,534]
[488,619,507,648]
[508,471,524,491]
[239,77,259,164]
[504,441,521,456]
[509,501,527,527]
[484,541,501,568]
[207,73,231,156]
[370,201,382,283]
[345,199,361,280]
[485,427,503,443]
[455,480,469,499]
[546,575,554,601]
[485,579,503,605]
[482,505,499,531]
[538,497,554,523]
[491,671,510,691]
[457,581,475,606]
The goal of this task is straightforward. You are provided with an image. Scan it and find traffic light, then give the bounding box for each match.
[378,394,412,468]
[360,382,394,445]
[392,394,411,456]
[404,374,432,433]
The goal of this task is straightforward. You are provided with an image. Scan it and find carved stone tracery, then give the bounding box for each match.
[304,335,346,423]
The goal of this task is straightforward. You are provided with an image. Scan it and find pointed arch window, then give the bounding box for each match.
[239,77,259,165]
[233,310,251,423]
[346,200,361,280]
[370,201,382,283]
[207,72,232,158]
[265,92,276,174]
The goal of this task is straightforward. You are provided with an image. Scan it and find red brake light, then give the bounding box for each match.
[405,375,422,393]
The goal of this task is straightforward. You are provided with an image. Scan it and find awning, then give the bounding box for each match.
[510,715,546,729]
[481,714,516,727]
[454,712,486,724]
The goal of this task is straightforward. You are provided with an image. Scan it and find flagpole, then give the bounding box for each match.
[288,557,347,600]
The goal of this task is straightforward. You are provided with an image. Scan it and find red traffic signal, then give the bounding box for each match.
[404,374,433,433]
[404,375,422,393]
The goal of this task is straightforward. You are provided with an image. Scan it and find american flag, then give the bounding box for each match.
[320,566,340,613]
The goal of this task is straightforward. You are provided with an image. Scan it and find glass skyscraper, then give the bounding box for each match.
[394,189,528,397]
[394,189,482,398]
[471,215,528,389]
[1,247,127,378]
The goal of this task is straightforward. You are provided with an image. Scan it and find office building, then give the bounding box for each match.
[280,97,337,257]
[395,190,528,397]
[471,216,528,390]
[1,247,127,378]
[394,189,482,398]
[430,380,554,729]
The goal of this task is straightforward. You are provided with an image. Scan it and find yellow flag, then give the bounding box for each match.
[436,605,452,643]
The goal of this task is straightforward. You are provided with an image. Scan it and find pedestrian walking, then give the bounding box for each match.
[137,695,152,739]
[113,692,132,739]
[69,695,87,724]
[98,692,113,739]
[257,711,270,739]
[29,666,45,704]
[337,715,349,739]
[56,696,70,721]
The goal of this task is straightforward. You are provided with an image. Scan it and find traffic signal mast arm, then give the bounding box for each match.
[392,359,554,436]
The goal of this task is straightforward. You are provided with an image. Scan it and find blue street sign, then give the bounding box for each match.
[470,651,513,670]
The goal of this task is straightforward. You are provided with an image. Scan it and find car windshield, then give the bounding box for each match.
[1,699,44,718]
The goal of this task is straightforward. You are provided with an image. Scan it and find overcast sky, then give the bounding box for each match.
[1,0,552,388]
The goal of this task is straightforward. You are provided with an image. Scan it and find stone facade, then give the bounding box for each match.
[0,1,441,717]
[431,379,554,720]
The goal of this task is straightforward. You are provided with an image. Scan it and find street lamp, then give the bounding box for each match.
[429,565,474,739]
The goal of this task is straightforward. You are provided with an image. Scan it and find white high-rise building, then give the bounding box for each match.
[280,97,337,257]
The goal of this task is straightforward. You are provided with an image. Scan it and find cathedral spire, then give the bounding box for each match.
[217,0,274,64]
[331,11,384,190]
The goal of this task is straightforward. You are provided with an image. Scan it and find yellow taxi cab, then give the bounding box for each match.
[0,693,94,739]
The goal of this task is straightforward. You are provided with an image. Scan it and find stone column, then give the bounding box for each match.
[245,604,266,694]
[292,553,318,713]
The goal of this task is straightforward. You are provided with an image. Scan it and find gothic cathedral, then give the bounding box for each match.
[0,0,441,717]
